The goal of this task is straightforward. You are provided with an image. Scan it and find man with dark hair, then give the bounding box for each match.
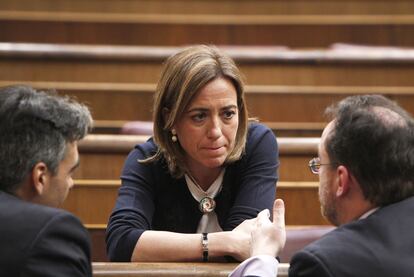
[231,94,414,276]
[0,85,93,276]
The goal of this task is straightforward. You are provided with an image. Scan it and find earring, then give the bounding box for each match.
[171,129,177,142]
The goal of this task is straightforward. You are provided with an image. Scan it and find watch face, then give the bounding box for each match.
[199,197,216,213]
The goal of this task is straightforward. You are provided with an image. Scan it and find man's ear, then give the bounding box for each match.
[31,162,49,196]
[335,165,351,197]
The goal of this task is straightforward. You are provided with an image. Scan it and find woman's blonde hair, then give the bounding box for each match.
[144,45,249,177]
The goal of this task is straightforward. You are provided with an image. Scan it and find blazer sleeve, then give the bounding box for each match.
[289,249,333,277]
[224,123,279,230]
[106,143,157,262]
[21,211,92,277]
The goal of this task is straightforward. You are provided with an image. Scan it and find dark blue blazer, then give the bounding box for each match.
[289,196,414,277]
[106,122,279,261]
[0,191,92,277]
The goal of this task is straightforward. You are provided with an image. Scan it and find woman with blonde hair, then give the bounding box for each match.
[106,45,279,262]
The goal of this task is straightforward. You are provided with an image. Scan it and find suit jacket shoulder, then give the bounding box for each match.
[0,191,92,277]
[289,197,414,277]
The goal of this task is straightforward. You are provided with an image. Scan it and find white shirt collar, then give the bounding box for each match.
[359,207,380,219]
[185,169,225,202]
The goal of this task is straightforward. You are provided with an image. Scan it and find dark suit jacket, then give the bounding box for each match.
[0,191,92,277]
[289,196,414,277]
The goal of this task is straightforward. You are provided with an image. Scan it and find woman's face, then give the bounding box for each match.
[174,77,239,175]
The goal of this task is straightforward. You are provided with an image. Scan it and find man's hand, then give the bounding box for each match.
[250,199,286,257]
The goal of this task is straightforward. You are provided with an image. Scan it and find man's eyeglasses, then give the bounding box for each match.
[308,157,336,175]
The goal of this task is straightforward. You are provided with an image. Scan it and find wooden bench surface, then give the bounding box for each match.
[78,134,320,153]
[1,12,414,46]
[2,43,414,86]
[1,80,413,123]
[2,42,414,62]
[93,120,325,138]
[75,135,320,181]
[64,179,325,227]
[1,0,412,15]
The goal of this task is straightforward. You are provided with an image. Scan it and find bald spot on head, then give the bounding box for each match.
[370,106,407,128]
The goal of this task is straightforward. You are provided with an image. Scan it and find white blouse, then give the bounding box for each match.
[185,169,225,233]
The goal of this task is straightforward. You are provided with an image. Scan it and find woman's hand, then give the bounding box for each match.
[230,217,258,261]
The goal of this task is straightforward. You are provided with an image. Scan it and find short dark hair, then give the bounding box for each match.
[325,95,414,206]
[0,85,92,193]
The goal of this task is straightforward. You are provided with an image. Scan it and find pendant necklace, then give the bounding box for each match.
[185,170,224,214]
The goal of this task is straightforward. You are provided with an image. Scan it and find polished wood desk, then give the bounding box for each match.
[92,262,290,277]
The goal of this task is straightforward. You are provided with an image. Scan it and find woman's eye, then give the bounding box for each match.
[223,110,236,119]
[191,113,206,122]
